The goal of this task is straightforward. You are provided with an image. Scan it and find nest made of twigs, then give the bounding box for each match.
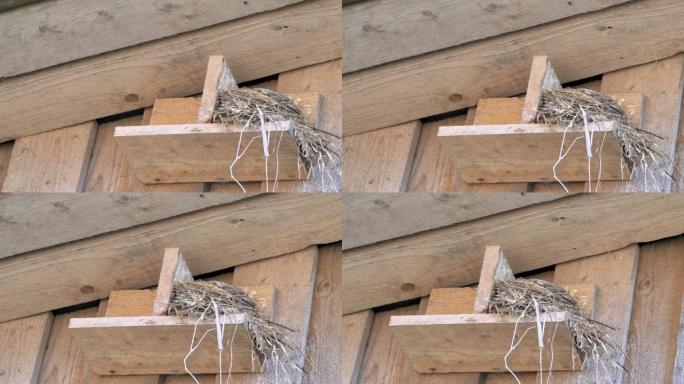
[489,278,626,376]
[537,88,675,190]
[213,87,341,192]
[168,280,305,376]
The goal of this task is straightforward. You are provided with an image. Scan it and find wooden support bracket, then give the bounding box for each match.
[437,55,641,184]
[114,55,318,184]
[69,247,275,376]
[389,245,598,374]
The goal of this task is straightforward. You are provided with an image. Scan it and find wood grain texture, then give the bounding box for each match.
[473,246,513,313]
[0,193,341,323]
[105,290,156,317]
[341,310,373,384]
[197,55,238,124]
[342,0,684,135]
[342,194,684,314]
[36,307,98,384]
[148,98,202,125]
[1,122,97,192]
[0,0,341,142]
[342,193,564,250]
[622,239,684,383]
[342,0,630,73]
[521,55,561,123]
[0,0,302,78]
[674,289,684,384]
[152,248,193,316]
[359,305,419,384]
[0,313,53,384]
[303,244,341,383]
[230,246,319,384]
[0,194,249,259]
[0,142,13,186]
[596,54,684,192]
[343,121,421,192]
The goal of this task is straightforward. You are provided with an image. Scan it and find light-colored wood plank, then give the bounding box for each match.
[0,142,13,186]
[0,0,303,78]
[343,121,421,192]
[304,244,341,383]
[70,315,258,375]
[0,313,53,384]
[473,246,514,313]
[389,312,578,373]
[438,122,627,183]
[230,246,318,383]
[342,194,684,314]
[152,248,194,315]
[472,98,525,125]
[341,310,374,384]
[149,98,202,125]
[2,122,97,192]
[597,53,684,192]
[0,194,248,259]
[106,290,157,317]
[521,55,562,123]
[37,307,98,384]
[674,291,684,384]
[342,193,565,250]
[342,0,630,73]
[0,0,341,142]
[622,239,684,383]
[197,56,238,124]
[359,305,419,384]
[342,0,684,136]
[0,193,341,323]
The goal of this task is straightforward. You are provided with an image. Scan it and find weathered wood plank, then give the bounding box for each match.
[342,0,630,73]
[0,0,341,142]
[0,0,303,78]
[674,289,684,384]
[0,194,341,323]
[197,55,238,124]
[152,248,194,316]
[622,239,684,383]
[0,194,249,259]
[342,193,567,250]
[342,194,684,314]
[0,142,13,186]
[597,53,684,192]
[1,122,97,192]
[0,313,53,384]
[341,310,373,384]
[521,55,562,123]
[343,121,421,192]
[342,0,684,135]
[230,246,318,384]
[473,246,513,314]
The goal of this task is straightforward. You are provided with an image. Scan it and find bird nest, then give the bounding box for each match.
[213,87,341,192]
[537,88,675,191]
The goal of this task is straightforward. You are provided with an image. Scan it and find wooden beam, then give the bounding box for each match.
[341,310,374,384]
[0,193,340,323]
[674,291,684,384]
[342,193,565,250]
[152,248,194,315]
[342,0,630,73]
[342,0,684,136]
[342,194,684,314]
[389,313,579,373]
[0,0,341,142]
[0,313,53,384]
[437,122,628,183]
[343,121,421,192]
[70,315,259,375]
[0,194,249,259]
[1,122,97,192]
[0,0,303,78]
[197,55,238,123]
[473,246,514,314]
[521,56,562,123]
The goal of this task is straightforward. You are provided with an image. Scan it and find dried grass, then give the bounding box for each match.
[169,280,306,382]
[213,87,341,192]
[537,88,676,191]
[489,278,627,381]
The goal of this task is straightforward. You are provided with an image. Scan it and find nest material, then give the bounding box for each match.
[213,87,341,192]
[168,280,305,378]
[489,278,625,375]
[537,88,675,191]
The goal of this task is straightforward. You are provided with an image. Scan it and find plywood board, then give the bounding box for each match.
[70,315,259,375]
[0,193,341,323]
[390,313,578,373]
[342,194,684,314]
[342,0,684,135]
[0,0,340,142]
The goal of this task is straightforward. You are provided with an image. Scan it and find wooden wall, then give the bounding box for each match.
[342,0,684,193]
